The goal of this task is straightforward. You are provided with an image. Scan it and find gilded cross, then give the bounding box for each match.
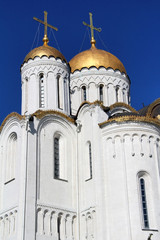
[33,11,58,45]
[83,12,101,45]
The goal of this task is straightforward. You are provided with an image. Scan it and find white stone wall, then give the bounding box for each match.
[70,67,130,114]
[0,118,21,211]
[75,103,160,240]
[21,57,70,115]
[37,116,76,208]
[101,122,160,240]
[0,116,28,240]
[75,104,108,240]
[0,105,160,240]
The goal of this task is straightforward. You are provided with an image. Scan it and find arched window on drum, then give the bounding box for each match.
[39,73,45,108]
[57,75,64,109]
[82,86,87,102]
[99,84,104,102]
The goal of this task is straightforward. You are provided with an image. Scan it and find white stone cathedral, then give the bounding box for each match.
[0,12,160,240]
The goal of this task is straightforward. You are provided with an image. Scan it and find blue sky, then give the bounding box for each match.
[0,0,160,124]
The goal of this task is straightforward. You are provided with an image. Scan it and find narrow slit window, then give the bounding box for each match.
[116,87,119,102]
[57,75,63,109]
[99,85,103,102]
[54,136,66,180]
[39,74,45,108]
[89,142,92,179]
[25,78,28,111]
[54,137,59,179]
[82,86,87,101]
[140,178,149,228]
[85,141,93,181]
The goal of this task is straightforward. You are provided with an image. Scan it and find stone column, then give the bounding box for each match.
[37,208,44,235]
[44,210,51,235]
[0,217,4,239]
[60,214,66,240]
[4,215,9,237]
[72,216,77,240]
[66,215,72,240]
[51,212,58,240]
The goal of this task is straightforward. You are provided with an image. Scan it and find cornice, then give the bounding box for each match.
[99,115,160,128]
[21,57,69,74]
[70,67,129,83]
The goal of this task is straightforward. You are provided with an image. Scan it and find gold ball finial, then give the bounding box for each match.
[91,37,96,48]
[43,34,49,45]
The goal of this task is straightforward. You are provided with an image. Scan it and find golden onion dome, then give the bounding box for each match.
[23,44,67,64]
[69,41,126,74]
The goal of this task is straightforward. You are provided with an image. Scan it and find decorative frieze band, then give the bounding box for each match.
[0,207,18,238]
[36,204,77,240]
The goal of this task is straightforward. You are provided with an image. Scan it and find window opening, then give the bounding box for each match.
[89,142,92,179]
[82,86,87,101]
[54,137,59,179]
[86,141,93,181]
[57,75,63,109]
[116,87,119,102]
[140,178,149,228]
[39,74,45,108]
[25,78,28,111]
[99,85,103,102]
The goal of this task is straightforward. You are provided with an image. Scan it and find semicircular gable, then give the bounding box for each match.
[32,110,75,124]
[76,100,109,118]
[36,113,76,137]
[110,102,138,113]
[0,112,24,133]
[146,98,160,118]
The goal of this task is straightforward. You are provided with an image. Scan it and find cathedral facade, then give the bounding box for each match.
[0,12,160,240]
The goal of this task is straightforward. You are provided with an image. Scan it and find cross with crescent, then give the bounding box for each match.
[33,11,58,45]
[83,12,102,45]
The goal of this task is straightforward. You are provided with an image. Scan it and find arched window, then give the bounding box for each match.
[57,75,63,109]
[99,85,104,102]
[5,132,17,183]
[116,86,119,102]
[54,135,66,180]
[140,178,149,228]
[85,141,93,180]
[82,86,87,101]
[39,74,45,108]
[54,137,59,179]
[127,91,130,104]
[25,77,28,111]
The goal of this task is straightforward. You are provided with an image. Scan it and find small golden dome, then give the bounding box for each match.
[23,44,67,64]
[69,43,126,74]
